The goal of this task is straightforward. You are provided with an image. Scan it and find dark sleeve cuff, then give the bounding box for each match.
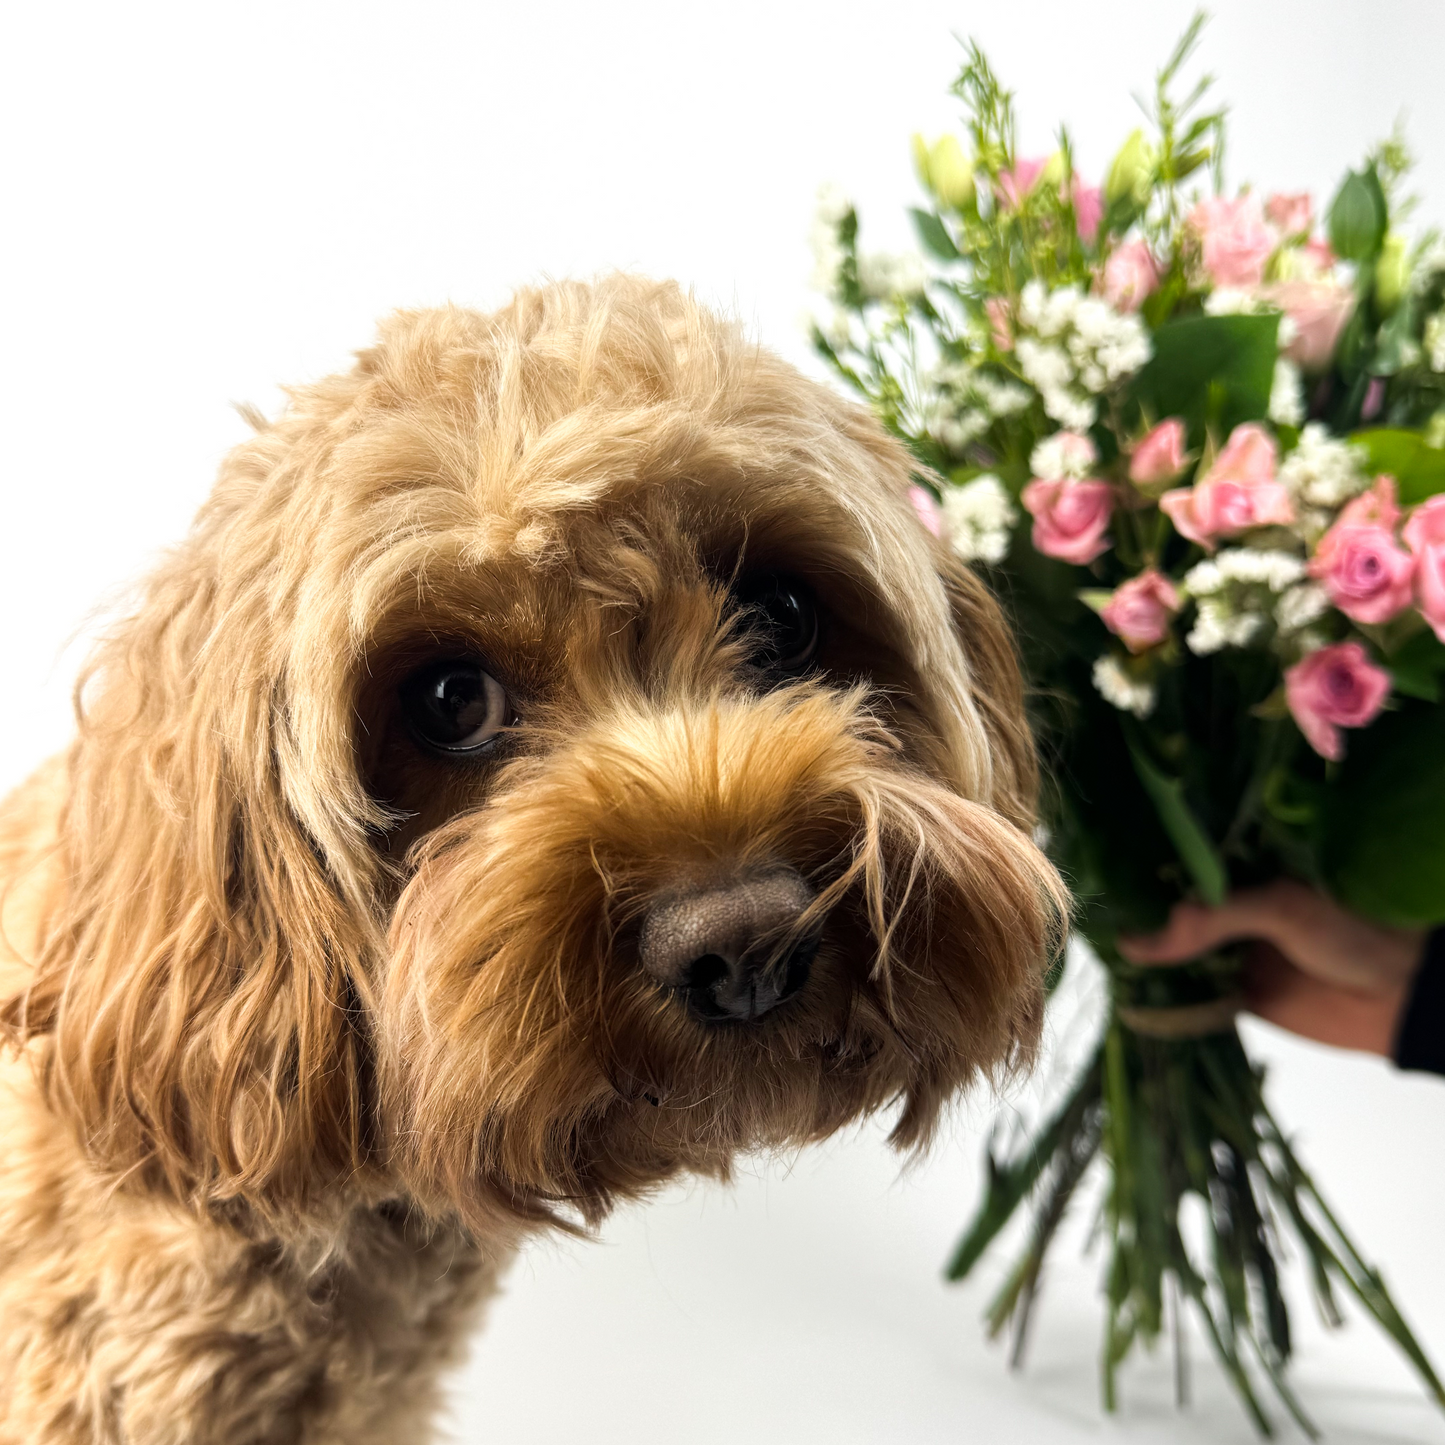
[1393,927,1445,1076]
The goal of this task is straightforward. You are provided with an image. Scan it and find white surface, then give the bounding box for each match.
[446,952,1445,1443]
[3,2,1445,1439]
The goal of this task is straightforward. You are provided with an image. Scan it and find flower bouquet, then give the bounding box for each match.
[811,16,1445,1436]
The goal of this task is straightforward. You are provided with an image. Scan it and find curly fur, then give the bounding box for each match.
[0,275,1066,1443]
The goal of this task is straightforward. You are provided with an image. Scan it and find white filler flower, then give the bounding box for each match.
[1278,423,1369,508]
[1269,357,1305,426]
[940,473,1018,564]
[857,251,928,300]
[1092,654,1156,718]
[1275,581,1331,634]
[1014,282,1150,433]
[1186,599,1265,655]
[1182,548,1304,654]
[1029,430,1097,481]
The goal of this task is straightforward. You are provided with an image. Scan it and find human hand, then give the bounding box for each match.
[1118,880,1426,1056]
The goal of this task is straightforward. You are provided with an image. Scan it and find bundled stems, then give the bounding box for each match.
[951,996,1445,1437]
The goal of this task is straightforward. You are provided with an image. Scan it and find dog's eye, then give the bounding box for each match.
[400,660,511,755]
[733,573,819,675]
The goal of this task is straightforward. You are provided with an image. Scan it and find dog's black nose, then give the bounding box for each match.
[639,869,822,1023]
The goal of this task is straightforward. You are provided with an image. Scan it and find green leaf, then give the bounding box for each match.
[1348,427,1445,504]
[945,1047,1103,1281]
[1172,146,1211,181]
[1323,700,1445,926]
[1387,627,1445,702]
[1328,167,1387,263]
[1127,736,1228,905]
[1370,301,1416,376]
[909,207,959,262]
[1127,314,1280,446]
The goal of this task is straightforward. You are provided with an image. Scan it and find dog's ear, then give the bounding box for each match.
[930,539,1041,832]
[0,474,377,1210]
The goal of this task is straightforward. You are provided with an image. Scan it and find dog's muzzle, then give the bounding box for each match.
[638,868,824,1023]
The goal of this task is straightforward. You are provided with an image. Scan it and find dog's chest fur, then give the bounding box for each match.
[0,766,504,1445]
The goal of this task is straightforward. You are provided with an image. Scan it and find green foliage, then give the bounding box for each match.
[1323,700,1445,926]
[1127,314,1280,444]
[909,207,959,262]
[1138,11,1227,238]
[946,1046,1104,1283]
[1126,733,1228,904]
[1328,166,1389,263]
[1386,626,1445,702]
[1350,427,1445,502]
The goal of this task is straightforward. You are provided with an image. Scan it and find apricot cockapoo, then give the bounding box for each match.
[0,276,1064,1443]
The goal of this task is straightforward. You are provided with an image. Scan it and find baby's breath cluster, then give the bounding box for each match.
[924,361,1031,454]
[938,473,1017,563]
[1182,548,1307,655]
[1012,282,1152,432]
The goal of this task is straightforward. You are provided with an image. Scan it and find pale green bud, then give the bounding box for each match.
[1105,129,1154,207]
[928,134,975,210]
[1376,231,1408,312]
[912,133,975,211]
[1038,150,1066,192]
[911,134,931,191]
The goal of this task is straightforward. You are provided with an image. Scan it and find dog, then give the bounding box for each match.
[0,275,1065,1443]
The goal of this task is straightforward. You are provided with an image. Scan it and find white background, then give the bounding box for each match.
[3,2,1445,1440]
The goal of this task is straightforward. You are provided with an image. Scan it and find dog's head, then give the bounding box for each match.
[4,277,1065,1232]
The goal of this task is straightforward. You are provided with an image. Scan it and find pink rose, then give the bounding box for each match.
[1265,192,1313,237]
[909,484,944,537]
[997,157,1047,210]
[1189,193,1275,289]
[1284,641,1391,761]
[1403,494,1445,549]
[1201,423,1282,491]
[1100,569,1182,652]
[1102,239,1159,312]
[1129,418,1188,487]
[1308,523,1414,625]
[1072,179,1103,244]
[1338,474,1401,532]
[1260,278,1355,370]
[1159,423,1293,548]
[1404,494,1445,642]
[1021,477,1114,564]
[1302,238,1337,273]
[986,296,1013,351]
